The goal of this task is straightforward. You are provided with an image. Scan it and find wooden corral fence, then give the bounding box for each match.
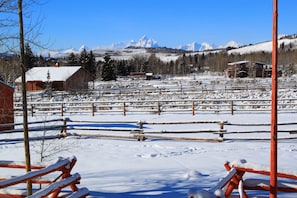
[0,118,225,142]
[0,156,89,197]
[0,119,66,143]
[14,98,297,117]
[61,119,297,141]
[2,119,297,142]
[215,121,297,140]
[65,119,226,142]
[22,77,297,103]
[189,160,297,197]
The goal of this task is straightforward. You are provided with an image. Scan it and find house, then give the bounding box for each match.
[15,66,95,91]
[129,72,146,80]
[225,61,277,78]
[145,73,161,80]
[0,80,14,131]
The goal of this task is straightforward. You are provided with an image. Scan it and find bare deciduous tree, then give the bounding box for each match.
[0,0,46,53]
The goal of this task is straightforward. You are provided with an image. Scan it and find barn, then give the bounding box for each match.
[0,80,14,131]
[15,66,94,91]
[225,61,274,78]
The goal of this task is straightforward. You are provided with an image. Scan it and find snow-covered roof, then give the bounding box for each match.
[228,60,250,66]
[228,60,268,66]
[15,66,82,83]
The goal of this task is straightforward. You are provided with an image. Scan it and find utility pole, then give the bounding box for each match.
[270,0,278,197]
[18,0,32,195]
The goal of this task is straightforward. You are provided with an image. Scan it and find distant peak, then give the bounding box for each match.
[225,41,239,48]
[140,35,148,40]
[79,44,89,52]
[126,35,159,48]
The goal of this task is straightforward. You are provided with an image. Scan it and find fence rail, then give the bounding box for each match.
[14,98,297,116]
[0,156,89,197]
[2,118,297,143]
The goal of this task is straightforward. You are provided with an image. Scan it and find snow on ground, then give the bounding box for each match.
[2,75,297,197]
[228,37,297,55]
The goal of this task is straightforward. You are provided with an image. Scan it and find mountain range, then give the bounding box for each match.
[40,35,240,57]
[39,34,297,59]
[100,35,240,51]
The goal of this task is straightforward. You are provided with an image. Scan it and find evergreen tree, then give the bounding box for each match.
[79,49,96,75]
[79,49,89,67]
[101,55,116,81]
[68,52,78,65]
[37,55,47,67]
[116,60,129,76]
[86,50,96,75]
[24,43,36,69]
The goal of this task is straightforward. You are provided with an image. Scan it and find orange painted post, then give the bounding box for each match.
[270,0,278,197]
[223,162,247,197]
[192,101,195,116]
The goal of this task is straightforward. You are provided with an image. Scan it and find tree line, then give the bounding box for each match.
[61,45,297,79]
[1,43,297,83]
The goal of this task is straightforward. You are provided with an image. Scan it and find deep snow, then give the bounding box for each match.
[2,75,297,197]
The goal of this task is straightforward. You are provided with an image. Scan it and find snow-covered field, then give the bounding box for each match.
[2,75,297,197]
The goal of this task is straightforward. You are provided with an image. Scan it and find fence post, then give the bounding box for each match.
[91,103,95,116]
[31,105,34,117]
[219,121,224,138]
[61,118,67,136]
[61,103,64,117]
[138,121,143,129]
[135,121,146,141]
[192,101,195,116]
[157,102,161,115]
[123,102,126,116]
[230,101,234,115]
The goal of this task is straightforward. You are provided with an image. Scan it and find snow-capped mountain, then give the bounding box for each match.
[78,44,89,52]
[225,41,240,48]
[127,35,159,48]
[178,42,214,52]
[60,45,89,55]
[38,34,297,59]
[110,42,129,49]
[38,44,90,58]
[178,41,242,52]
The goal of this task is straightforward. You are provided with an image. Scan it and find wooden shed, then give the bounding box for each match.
[15,66,94,91]
[0,80,14,131]
[225,61,273,78]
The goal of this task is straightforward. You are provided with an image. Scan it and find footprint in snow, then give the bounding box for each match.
[136,153,159,158]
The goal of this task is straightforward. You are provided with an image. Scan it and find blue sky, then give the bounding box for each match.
[34,0,297,50]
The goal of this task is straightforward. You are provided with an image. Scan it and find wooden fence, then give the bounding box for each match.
[0,119,66,143]
[189,160,297,198]
[0,119,225,142]
[65,119,226,142]
[2,118,297,142]
[0,156,89,197]
[14,98,297,117]
[21,77,297,103]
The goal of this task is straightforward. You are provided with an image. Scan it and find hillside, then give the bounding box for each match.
[228,36,297,55]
